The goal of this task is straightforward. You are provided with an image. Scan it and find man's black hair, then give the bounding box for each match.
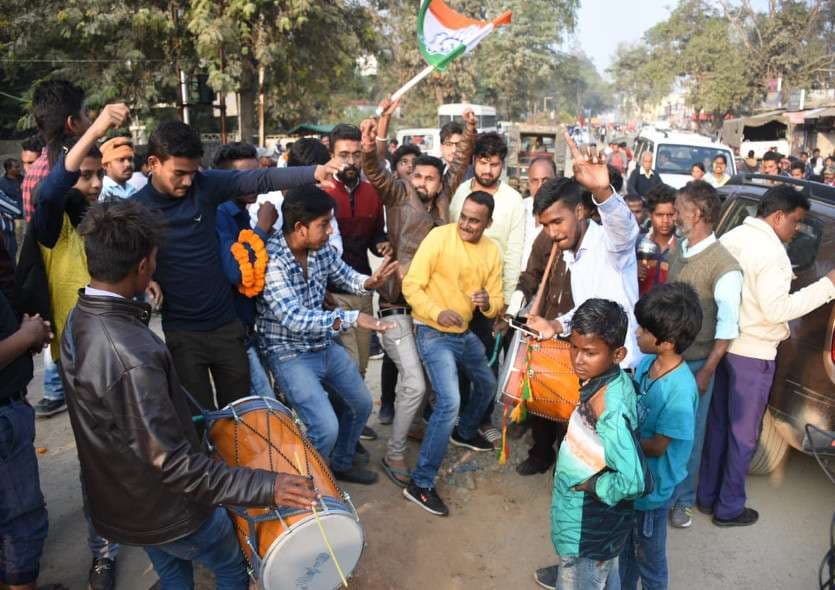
[677,180,721,225]
[392,143,421,166]
[747,150,756,158]
[3,159,19,173]
[212,142,258,169]
[288,138,330,167]
[607,163,623,193]
[801,151,809,157]
[762,151,782,162]
[133,148,148,170]
[388,138,398,147]
[635,282,703,354]
[789,161,805,173]
[692,162,705,173]
[713,154,727,165]
[473,132,508,162]
[645,184,676,213]
[79,199,163,283]
[329,124,361,149]
[464,190,495,219]
[571,298,629,351]
[31,79,86,168]
[529,156,557,177]
[414,155,445,178]
[21,134,45,154]
[440,121,464,143]
[533,177,587,215]
[756,184,811,218]
[148,120,204,161]
[282,186,336,233]
[624,194,644,203]
[813,148,820,154]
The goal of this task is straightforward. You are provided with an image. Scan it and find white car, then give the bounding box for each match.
[630,127,737,189]
[395,128,441,158]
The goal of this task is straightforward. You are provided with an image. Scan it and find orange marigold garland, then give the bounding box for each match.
[230,229,268,297]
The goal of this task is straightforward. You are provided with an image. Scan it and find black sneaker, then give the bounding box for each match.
[403,481,449,516]
[88,557,116,590]
[35,398,67,418]
[354,442,370,465]
[360,425,378,441]
[534,565,558,589]
[516,456,553,476]
[332,465,379,485]
[378,402,395,425]
[449,428,492,452]
[712,507,759,527]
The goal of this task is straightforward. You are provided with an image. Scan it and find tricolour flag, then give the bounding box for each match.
[417,0,512,72]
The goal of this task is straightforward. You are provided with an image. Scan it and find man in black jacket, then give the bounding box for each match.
[61,199,317,588]
[626,151,663,199]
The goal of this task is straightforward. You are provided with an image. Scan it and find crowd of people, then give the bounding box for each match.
[0,78,833,590]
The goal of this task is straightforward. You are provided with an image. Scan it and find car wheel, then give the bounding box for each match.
[749,409,789,475]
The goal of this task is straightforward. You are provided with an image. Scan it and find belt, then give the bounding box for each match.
[379,307,410,319]
[0,389,27,407]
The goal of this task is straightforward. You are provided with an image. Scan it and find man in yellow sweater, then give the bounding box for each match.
[401,191,504,516]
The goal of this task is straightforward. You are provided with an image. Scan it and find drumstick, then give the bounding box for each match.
[529,242,560,317]
[295,451,350,589]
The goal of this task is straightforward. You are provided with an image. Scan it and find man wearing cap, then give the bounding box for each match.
[99,137,136,200]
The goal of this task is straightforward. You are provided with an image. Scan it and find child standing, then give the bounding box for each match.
[540,298,646,590]
[620,282,703,590]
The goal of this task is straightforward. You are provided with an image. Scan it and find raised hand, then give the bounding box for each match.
[364,256,399,290]
[314,157,345,190]
[360,118,378,152]
[462,107,477,131]
[378,96,400,119]
[90,103,131,138]
[565,129,613,201]
[256,201,278,234]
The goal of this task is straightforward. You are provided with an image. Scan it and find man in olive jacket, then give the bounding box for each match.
[61,199,317,588]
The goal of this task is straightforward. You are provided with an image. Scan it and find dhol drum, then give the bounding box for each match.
[206,396,364,590]
[498,329,581,422]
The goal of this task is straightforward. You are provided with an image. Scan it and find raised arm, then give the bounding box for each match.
[444,108,478,195]
[361,116,408,207]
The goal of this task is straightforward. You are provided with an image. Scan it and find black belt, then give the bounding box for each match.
[379,307,411,318]
[0,389,27,407]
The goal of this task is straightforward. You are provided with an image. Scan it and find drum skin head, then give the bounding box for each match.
[259,510,364,590]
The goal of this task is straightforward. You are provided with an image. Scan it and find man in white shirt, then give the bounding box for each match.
[698,185,835,527]
[99,137,137,200]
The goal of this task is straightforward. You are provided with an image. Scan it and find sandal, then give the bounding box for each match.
[381,456,411,488]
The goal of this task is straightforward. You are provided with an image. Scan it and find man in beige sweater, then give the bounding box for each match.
[698,185,835,527]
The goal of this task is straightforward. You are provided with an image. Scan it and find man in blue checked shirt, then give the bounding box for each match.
[257,186,398,485]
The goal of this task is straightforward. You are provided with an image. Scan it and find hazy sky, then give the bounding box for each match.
[575,0,769,72]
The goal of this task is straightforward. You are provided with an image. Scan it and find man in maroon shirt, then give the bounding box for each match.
[325,124,390,379]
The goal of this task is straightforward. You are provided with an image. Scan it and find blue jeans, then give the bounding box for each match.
[42,355,64,402]
[671,359,713,508]
[619,506,669,590]
[412,326,496,488]
[558,556,620,590]
[144,507,248,590]
[0,400,49,586]
[267,344,372,472]
[246,342,274,399]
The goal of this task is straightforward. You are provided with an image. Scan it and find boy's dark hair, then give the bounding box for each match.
[212,142,258,169]
[392,143,421,166]
[282,186,336,233]
[713,154,727,165]
[31,79,86,167]
[79,199,162,283]
[414,155,445,178]
[3,159,19,173]
[329,124,361,149]
[473,132,508,162]
[464,191,495,219]
[440,121,464,143]
[572,298,629,351]
[533,177,586,215]
[634,282,703,354]
[148,120,204,162]
[756,184,811,218]
[645,184,676,213]
[607,163,624,193]
[21,134,45,153]
[692,162,705,173]
[676,180,721,225]
[288,138,331,167]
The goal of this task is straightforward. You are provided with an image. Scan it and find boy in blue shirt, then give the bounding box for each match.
[620,282,703,590]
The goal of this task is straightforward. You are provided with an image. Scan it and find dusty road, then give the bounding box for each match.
[31,341,834,590]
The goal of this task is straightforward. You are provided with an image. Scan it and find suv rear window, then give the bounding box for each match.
[719,195,824,271]
[656,144,734,176]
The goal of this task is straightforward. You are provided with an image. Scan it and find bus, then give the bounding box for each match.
[438,104,498,132]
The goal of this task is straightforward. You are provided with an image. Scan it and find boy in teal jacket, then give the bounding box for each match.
[540,298,646,589]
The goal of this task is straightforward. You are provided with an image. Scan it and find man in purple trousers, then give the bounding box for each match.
[698,185,835,526]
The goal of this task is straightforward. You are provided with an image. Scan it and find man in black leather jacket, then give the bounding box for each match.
[61,198,317,587]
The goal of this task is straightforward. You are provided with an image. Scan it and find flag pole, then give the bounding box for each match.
[375,64,435,116]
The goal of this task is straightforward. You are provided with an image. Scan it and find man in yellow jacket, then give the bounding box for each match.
[401,191,504,517]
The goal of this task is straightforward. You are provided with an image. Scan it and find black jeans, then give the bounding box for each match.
[527,415,567,467]
[164,320,251,411]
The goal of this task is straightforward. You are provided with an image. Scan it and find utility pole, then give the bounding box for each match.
[258,64,265,146]
[219,47,227,143]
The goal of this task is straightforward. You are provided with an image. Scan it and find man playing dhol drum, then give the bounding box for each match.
[61,198,319,589]
[517,134,644,590]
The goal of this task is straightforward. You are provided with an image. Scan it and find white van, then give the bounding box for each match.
[630,127,736,189]
[395,128,441,158]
